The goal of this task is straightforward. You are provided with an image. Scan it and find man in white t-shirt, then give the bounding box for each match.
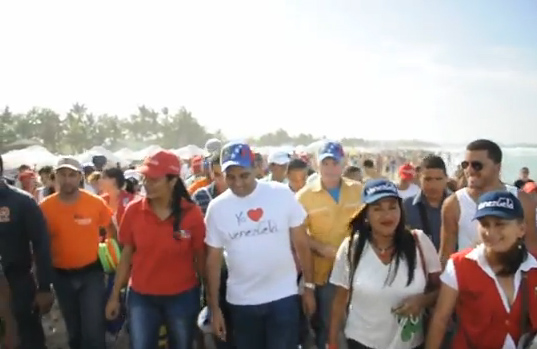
[263,149,290,184]
[205,141,315,349]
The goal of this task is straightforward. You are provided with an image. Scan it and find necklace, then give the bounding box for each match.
[372,242,394,256]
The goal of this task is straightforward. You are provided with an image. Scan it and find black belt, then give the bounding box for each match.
[54,260,102,276]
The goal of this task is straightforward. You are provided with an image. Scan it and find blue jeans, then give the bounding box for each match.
[229,295,299,349]
[53,266,106,349]
[128,287,200,349]
[311,283,336,349]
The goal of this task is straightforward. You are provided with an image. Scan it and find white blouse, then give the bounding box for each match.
[330,230,441,349]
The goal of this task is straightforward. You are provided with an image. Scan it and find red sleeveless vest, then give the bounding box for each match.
[451,248,537,349]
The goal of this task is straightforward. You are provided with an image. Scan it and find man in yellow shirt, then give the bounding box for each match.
[296,140,362,349]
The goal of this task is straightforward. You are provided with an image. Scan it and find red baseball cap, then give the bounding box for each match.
[19,170,36,181]
[399,164,415,181]
[138,150,181,178]
[523,181,537,193]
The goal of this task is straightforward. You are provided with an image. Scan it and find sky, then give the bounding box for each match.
[1,0,536,144]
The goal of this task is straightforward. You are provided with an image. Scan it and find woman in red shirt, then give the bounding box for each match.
[101,167,136,227]
[427,191,537,348]
[105,151,206,349]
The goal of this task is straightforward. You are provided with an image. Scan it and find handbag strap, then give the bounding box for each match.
[411,230,428,281]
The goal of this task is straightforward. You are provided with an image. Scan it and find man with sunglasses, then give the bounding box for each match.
[439,139,537,267]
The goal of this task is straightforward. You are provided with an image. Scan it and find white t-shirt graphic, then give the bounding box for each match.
[205,181,307,306]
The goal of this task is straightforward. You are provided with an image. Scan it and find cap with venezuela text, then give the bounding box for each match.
[473,191,524,221]
[221,142,254,172]
[318,141,344,163]
[138,150,181,178]
[362,179,400,204]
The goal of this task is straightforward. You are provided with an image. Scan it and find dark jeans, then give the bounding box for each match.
[128,287,200,349]
[6,271,46,349]
[347,339,424,349]
[229,295,299,349]
[53,266,106,349]
[311,283,336,349]
[104,272,125,334]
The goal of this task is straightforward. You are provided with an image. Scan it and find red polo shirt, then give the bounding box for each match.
[119,197,205,295]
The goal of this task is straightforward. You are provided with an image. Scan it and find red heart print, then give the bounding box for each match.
[247,208,264,222]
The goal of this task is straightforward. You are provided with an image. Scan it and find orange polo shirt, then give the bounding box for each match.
[40,190,113,269]
[101,190,135,226]
[188,177,211,195]
[119,197,206,295]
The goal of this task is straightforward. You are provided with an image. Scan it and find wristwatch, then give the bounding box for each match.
[303,282,316,290]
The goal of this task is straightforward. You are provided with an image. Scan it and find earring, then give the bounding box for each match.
[517,237,524,250]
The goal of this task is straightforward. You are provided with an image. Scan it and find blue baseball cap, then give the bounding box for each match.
[318,141,344,163]
[362,179,400,204]
[220,142,254,172]
[474,191,524,221]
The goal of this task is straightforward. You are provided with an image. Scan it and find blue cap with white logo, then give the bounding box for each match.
[220,141,254,172]
[318,141,344,163]
[362,179,400,204]
[473,191,524,220]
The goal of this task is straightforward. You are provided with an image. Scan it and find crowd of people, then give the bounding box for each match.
[0,137,537,349]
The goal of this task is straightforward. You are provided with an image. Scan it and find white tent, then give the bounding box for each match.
[172,145,207,160]
[133,145,163,161]
[2,145,59,170]
[114,148,137,162]
[75,146,129,168]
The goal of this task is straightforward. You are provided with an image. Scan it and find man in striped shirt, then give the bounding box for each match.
[192,154,227,215]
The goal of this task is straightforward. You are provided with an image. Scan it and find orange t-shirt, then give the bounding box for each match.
[187,177,211,195]
[119,197,206,295]
[40,190,113,269]
[101,190,136,226]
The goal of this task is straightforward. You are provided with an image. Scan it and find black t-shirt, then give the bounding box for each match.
[514,178,533,189]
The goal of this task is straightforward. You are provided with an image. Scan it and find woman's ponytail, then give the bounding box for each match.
[167,175,193,233]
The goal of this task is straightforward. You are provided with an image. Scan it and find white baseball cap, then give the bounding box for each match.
[268,150,291,165]
[205,138,222,155]
[124,169,141,181]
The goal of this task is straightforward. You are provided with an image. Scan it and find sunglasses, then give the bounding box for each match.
[461,161,484,171]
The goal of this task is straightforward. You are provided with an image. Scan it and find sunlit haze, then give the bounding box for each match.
[1,0,536,144]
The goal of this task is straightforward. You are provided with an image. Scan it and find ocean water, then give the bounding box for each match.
[444,147,537,183]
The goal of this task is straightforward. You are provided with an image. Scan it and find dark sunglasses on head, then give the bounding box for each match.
[461,160,484,171]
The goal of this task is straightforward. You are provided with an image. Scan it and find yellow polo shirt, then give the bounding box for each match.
[297,177,362,285]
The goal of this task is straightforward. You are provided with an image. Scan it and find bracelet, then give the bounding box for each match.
[304,282,316,290]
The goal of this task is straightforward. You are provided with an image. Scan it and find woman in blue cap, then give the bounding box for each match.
[427,191,537,349]
[328,179,441,349]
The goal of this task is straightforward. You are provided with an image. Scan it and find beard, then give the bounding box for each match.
[494,240,527,276]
